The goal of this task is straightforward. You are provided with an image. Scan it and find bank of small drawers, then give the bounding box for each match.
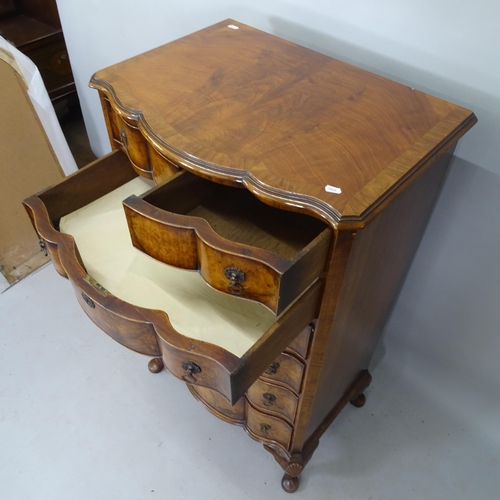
[243,323,313,449]
[189,323,313,450]
[102,96,188,183]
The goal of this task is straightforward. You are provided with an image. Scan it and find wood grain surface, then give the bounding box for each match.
[90,19,476,228]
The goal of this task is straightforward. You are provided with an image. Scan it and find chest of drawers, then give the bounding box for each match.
[23,20,476,492]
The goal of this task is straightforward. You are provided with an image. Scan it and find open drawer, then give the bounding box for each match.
[123,171,331,314]
[23,150,323,404]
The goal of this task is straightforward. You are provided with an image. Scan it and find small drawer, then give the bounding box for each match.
[287,322,314,360]
[260,352,305,395]
[246,403,292,449]
[23,150,322,404]
[123,170,331,314]
[246,380,298,424]
[148,142,181,184]
[188,385,246,424]
[101,97,153,178]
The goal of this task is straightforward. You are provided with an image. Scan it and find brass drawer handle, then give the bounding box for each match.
[181,361,201,383]
[81,292,95,309]
[265,361,280,375]
[39,239,48,256]
[263,393,276,406]
[225,267,245,295]
[260,423,271,435]
[120,128,128,148]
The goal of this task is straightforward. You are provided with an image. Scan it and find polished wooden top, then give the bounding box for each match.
[90,20,476,228]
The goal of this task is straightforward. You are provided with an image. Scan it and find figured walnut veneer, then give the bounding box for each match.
[25,20,476,493]
[90,20,475,229]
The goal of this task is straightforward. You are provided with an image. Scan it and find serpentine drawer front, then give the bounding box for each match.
[23,149,322,404]
[123,170,331,314]
[25,19,477,493]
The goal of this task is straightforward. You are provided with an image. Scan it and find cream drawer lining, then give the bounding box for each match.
[59,177,277,357]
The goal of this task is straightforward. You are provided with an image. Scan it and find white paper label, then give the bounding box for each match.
[325,184,342,194]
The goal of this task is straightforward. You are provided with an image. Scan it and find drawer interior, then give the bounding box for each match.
[143,171,328,262]
[57,171,281,358]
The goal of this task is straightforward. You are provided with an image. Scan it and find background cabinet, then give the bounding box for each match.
[0,0,75,102]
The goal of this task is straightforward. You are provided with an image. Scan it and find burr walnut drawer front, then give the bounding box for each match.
[123,170,331,314]
[72,278,160,356]
[188,385,246,424]
[23,150,323,404]
[246,380,299,424]
[246,404,293,449]
[101,97,153,178]
[261,352,306,395]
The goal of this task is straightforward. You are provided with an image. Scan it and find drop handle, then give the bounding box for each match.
[260,423,271,435]
[39,239,48,256]
[225,267,246,295]
[181,361,201,383]
[263,393,276,406]
[265,361,280,375]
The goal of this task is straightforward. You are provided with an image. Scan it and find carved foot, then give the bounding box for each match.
[264,443,314,493]
[148,357,164,373]
[281,473,300,493]
[350,392,367,407]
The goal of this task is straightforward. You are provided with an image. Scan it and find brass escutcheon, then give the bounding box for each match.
[81,292,95,309]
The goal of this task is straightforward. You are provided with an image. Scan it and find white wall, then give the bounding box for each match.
[57,0,500,443]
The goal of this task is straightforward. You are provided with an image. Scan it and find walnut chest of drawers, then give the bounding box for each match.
[24,20,476,493]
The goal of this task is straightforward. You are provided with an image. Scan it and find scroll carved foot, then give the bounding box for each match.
[281,473,300,493]
[264,442,316,493]
[148,357,164,373]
